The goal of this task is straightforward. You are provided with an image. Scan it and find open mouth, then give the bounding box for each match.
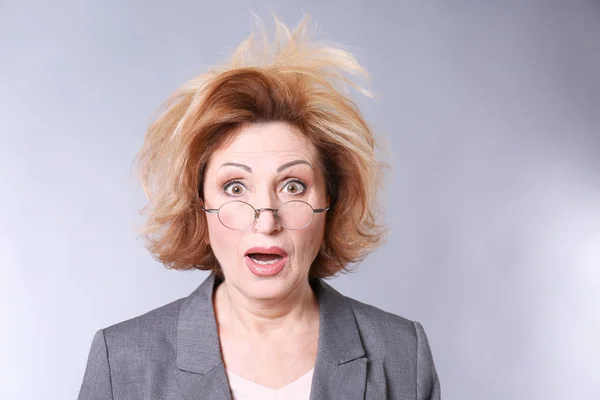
[244,246,288,276]
[247,253,283,265]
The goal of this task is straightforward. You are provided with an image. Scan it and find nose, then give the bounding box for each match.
[253,207,282,234]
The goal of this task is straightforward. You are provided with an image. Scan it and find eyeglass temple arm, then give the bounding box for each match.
[313,205,330,213]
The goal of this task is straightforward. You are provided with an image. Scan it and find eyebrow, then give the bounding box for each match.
[220,162,252,173]
[219,160,313,173]
[277,160,313,172]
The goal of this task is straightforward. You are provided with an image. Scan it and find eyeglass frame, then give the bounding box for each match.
[200,199,330,230]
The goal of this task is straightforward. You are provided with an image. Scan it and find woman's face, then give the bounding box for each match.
[203,121,329,300]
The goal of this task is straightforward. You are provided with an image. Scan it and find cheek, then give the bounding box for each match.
[292,217,326,264]
[206,218,240,257]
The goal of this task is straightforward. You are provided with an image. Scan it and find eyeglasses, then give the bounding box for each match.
[201,200,330,230]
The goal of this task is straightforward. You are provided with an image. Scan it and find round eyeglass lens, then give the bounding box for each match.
[218,201,256,230]
[278,201,314,230]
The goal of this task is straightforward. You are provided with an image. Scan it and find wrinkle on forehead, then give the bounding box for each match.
[210,122,319,170]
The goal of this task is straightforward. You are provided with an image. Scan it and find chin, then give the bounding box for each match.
[241,266,299,300]
[233,280,285,302]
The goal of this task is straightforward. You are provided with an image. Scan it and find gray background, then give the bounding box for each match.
[1,1,599,399]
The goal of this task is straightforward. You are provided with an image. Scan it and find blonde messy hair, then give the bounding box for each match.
[136,13,388,278]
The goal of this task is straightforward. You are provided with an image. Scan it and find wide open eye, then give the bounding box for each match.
[281,179,306,194]
[223,180,246,196]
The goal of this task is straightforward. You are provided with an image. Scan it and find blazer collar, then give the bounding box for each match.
[176,273,223,374]
[311,277,366,363]
[175,273,367,399]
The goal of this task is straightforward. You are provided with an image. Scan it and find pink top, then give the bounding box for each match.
[225,368,314,400]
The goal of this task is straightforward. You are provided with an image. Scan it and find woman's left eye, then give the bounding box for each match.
[281,179,306,194]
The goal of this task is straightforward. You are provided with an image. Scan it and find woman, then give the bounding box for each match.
[78,14,440,400]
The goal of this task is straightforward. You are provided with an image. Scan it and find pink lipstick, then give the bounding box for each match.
[244,246,288,277]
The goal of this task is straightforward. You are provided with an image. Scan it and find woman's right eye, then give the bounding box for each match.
[223,181,246,196]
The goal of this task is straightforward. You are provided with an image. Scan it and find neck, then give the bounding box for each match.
[214,278,319,336]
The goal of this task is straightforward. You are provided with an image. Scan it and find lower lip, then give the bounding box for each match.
[245,255,287,277]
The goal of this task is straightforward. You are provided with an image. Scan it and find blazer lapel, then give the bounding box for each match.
[173,274,368,400]
[174,273,232,400]
[309,279,367,400]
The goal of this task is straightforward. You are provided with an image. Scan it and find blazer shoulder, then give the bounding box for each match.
[346,295,416,334]
[343,295,421,356]
[102,297,185,348]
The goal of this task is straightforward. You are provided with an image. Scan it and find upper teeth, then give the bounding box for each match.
[249,255,281,264]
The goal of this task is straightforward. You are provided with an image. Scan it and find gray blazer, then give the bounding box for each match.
[78,273,440,399]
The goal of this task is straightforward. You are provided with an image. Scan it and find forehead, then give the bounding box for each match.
[210,121,318,167]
